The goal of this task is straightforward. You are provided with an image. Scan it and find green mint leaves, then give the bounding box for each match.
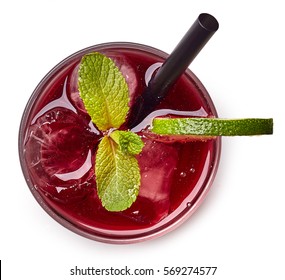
[78,53,129,131]
[95,135,141,211]
[110,130,144,155]
[78,52,143,211]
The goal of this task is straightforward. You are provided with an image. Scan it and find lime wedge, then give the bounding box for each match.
[151,118,273,136]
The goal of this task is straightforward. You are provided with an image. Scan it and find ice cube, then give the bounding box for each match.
[24,108,98,203]
[112,55,138,106]
[136,138,179,222]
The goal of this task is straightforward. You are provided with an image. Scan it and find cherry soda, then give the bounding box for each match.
[19,43,221,243]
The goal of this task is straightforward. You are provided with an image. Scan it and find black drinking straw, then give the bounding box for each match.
[128,13,219,128]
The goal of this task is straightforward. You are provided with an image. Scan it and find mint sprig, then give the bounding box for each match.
[110,130,144,155]
[78,52,143,211]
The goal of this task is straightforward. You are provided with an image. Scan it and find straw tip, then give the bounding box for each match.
[198,13,219,32]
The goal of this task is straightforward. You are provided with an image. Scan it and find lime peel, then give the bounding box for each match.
[151,118,273,136]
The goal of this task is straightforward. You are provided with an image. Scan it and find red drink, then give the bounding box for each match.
[19,43,221,243]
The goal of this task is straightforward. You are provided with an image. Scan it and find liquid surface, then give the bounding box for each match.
[21,46,218,234]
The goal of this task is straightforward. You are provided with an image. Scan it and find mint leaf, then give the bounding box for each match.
[110,130,144,155]
[95,136,140,211]
[78,52,129,131]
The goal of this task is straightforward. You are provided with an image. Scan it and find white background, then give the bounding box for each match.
[1,0,284,279]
